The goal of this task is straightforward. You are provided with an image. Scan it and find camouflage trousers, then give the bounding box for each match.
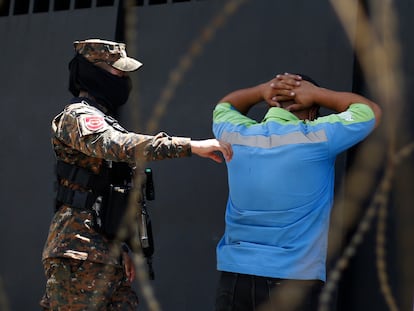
[40,258,139,311]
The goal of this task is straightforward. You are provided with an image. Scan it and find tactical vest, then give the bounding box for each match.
[55,159,133,240]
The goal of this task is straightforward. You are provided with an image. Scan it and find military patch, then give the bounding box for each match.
[77,114,109,136]
[85,116,105,130]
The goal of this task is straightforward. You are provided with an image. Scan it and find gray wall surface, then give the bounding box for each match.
[0,0,412,310]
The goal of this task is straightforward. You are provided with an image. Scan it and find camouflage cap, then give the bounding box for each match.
[73,38,143,72]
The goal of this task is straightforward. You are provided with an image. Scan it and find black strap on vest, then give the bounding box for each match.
[55,160,109,211]
[56,160,108,191]
[56,160,91,187]
[55,185,98,211]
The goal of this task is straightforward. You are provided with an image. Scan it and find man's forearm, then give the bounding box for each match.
[314,88,368,112]
[314,88,382,127]
[218,83,266,115]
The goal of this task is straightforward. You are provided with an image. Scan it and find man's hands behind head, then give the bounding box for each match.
[266,73,302,107]
[266,73,319,112]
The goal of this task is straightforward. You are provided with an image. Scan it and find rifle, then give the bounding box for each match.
[138,168,156,280]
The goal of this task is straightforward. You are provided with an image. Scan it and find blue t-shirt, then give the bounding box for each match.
[212,103,376,281]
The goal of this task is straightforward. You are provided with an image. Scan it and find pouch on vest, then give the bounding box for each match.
[100,184,131,240]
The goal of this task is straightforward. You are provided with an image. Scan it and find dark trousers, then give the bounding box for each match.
[214,271,324,311]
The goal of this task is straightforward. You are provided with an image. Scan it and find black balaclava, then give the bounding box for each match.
[68,54,132,115]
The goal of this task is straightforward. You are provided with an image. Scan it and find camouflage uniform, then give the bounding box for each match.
[41,99,193,310]
[41,258,138,311]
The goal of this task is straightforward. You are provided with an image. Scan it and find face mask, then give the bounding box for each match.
[69,54,132,114]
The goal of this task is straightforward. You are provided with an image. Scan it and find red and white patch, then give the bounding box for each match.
[84,116,105,131]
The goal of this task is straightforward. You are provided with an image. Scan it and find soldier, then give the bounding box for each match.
[40,38,233,310]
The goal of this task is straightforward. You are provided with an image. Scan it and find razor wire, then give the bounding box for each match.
[319,0,410,310]
[122,1,250,310]
[143,0,249,134]
[319,141,414,311]
[122,0,410,310]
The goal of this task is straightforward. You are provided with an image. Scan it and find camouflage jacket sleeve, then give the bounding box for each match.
[52,102,192,165]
